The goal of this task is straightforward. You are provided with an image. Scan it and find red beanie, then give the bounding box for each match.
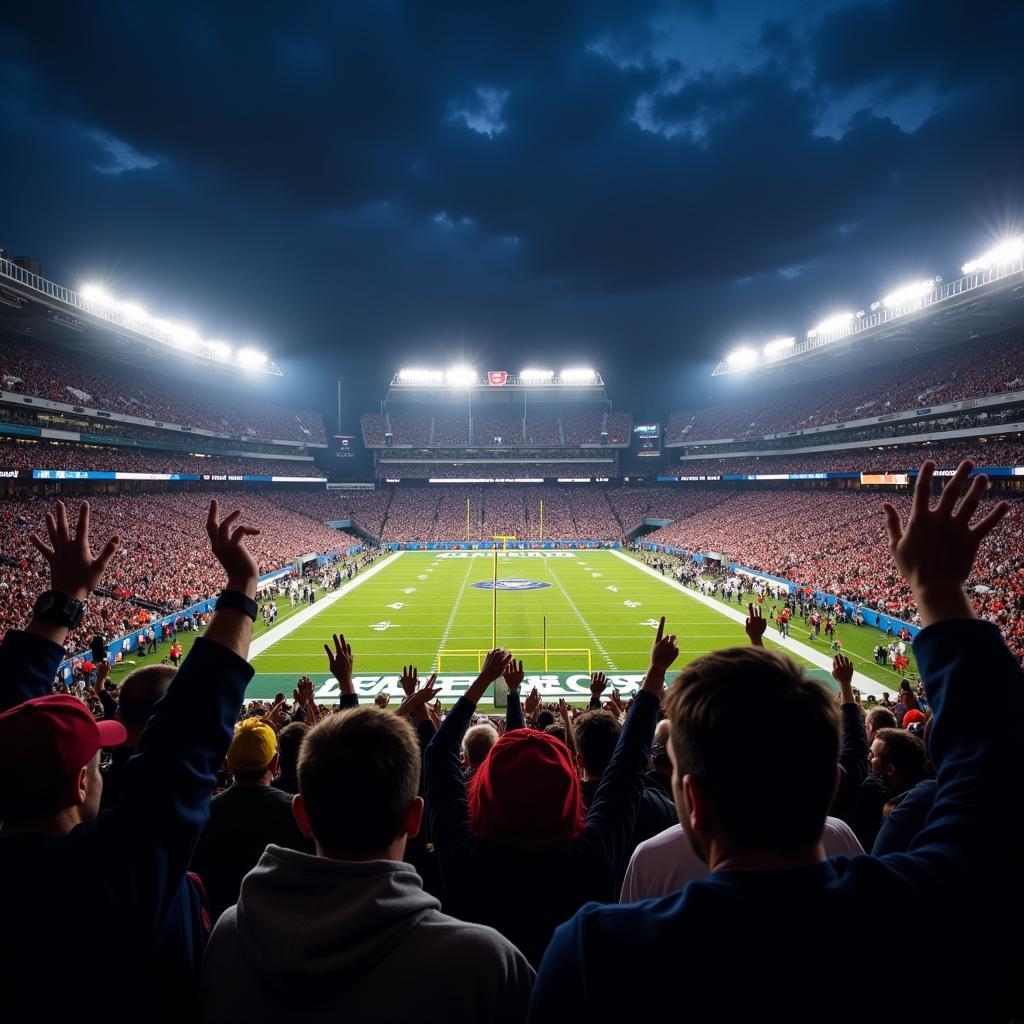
[468,728,584,845]
[901,709,926,728]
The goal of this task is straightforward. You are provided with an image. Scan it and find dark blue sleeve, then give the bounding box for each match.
[424,696,476,851]
[506,689,525,731]
[580,689,659,873]
[338,692,359,709]
[872,619,1022,889]
[0,629,66,710]
[99,688,119,720]
[830,702,868,825]
[872,780,938,855]
[92,636,254,932]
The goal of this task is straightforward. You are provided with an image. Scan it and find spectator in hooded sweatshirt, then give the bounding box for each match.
[529,461,1021,1023]
[201,677,533,1024]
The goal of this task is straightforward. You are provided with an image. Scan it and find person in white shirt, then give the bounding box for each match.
[620,817,864,904]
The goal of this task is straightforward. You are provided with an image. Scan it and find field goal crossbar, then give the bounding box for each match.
[437,647,592,673]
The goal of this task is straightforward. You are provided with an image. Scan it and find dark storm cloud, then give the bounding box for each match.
[0,0,1021,414]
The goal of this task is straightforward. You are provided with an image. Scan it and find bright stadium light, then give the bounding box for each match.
[116,301,149,322]
[237,347,268,367]
[812,312,854,335]
[882,279,936,307]
[560,367,596,382]
[206,340,232,361]
[726,346,758,368]
[80,283,114,304]
[521,368,554,381]
[961,237,1024,274]
[763,336,795,357]
[446,365,477,387]
[159,321,202,351]
[399,368,445,383]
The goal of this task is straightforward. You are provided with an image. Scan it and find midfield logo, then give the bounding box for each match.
[471,578,552,591]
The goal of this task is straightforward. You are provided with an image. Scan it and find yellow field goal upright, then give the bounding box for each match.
[437,647,593,673]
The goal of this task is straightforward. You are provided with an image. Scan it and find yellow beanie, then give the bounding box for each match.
[227,717,278,773]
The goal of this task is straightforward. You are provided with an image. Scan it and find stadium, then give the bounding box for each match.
[2,6,1021,1020]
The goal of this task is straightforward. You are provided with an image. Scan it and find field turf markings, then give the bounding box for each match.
[547,562,618,672]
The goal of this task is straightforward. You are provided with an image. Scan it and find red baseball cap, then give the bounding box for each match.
[0,695,127,817]
[901,708,926,728]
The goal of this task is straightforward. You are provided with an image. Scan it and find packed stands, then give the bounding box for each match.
[667,328,1024,442]
[0,335,326,443]
[472,414,524,446]
[359,414,388,445]
[375,461,616,479]
[0,439,321,477]
[673,437,1024,476]
[0,491,356,650]
[524,412,562,445]
[605,412,633,444]
[431,412,469,446]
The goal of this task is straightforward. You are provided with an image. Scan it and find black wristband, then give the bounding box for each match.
[215,589,259,621]
[32,590,86,630]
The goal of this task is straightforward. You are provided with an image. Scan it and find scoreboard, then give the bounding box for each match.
[334,435,356,458]
[633,423,661,457]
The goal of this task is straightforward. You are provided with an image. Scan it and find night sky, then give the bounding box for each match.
[1,1,1022,422]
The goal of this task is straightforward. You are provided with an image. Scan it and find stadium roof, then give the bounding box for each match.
[385,368,609,403]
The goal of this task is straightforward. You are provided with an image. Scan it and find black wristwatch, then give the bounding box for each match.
[33,590,86,630]
[215,589,259,621]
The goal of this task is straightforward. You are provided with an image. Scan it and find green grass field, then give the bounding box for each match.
[107,549,917,710]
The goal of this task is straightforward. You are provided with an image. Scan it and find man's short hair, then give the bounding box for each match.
[462,723,498,770]
[574,710,621,776]
[865,707,898,736]
[543,723,567,745]
[664,647,839,850]
[873,727,928,786]
[276,721,308,777]
[116,665,175,731]
[298,708,420,856]
[536,709,556,730]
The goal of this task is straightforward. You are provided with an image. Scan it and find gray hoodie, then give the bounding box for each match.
[201,844,533,1024]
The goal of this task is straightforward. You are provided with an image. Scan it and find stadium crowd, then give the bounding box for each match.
[0,492,354,652]
[673,436,1024,477]
[0,461,1018,1022]
[0,439,322,477]
[667,328,1024,442]
[0,334,326,443]
[375,461,617,480]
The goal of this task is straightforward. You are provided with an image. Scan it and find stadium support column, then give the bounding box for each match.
[466,497,471,541]
[539,498,544,541]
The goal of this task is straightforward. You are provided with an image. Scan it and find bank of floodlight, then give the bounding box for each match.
[446,365,477,387]
[560,367,596,382]
[727,347,758,368]
[882,279,937,308]
[237,347,268,368]
[521,368,554,381]
[399,368,445,383]
[961,237,1024,275]
[810,312,854,337]
[762,336,795,358]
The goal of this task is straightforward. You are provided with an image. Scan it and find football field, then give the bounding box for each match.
[246,549,911,705]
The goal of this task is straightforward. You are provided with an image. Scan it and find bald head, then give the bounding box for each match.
[117,665,176,740]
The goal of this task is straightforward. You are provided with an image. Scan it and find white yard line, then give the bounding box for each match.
[548,563,619,672]
[250,552,404,659]
[431,557,477,672]
[608,549,888,696]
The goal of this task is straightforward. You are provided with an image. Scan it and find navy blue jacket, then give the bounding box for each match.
[529,620,1021,1023]
[0,628,253,1023]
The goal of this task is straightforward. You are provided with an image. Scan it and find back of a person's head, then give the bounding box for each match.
[299,707,420,856]
[117,665,176,733]
[462,722,498,770]
[873,727,928,786]
[665,647,839,850]
[469,728,583,846]
[865,707,898,736]
[573,709,621,776]
[543,722,567,744]
[536,709,556,730]
[276,721,308,777]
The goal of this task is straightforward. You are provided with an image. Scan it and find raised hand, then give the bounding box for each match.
[324,633,354,693]
[650,616,680,672]
[503,658,525,693]
[396,673,440,718]
[479,647,513,685]
[374,692,392,708]
[293,676,315,705]
[524,686,541,720]
[400,665,421,697]
[831,654,854,689]
[205,499,261,596]
[883,460,1009,626]
[745,603,767,647]
[609,688,625,715]
[590,671,608,699]
[29,500,121,600]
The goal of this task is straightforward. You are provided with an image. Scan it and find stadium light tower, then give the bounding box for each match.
[961,237,1024,275]
[763,336,795,358]
[446,364,476,387]
[809,312,854,337]
[882,279,936,307]
[560,367,596,383]
[521,368,554,381]
[727,346,758,369]
[237,347,268,368]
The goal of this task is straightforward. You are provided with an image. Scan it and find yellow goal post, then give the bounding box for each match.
[437,647,593,673]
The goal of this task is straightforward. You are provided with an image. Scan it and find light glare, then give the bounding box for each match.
[961,237,1024,275]
[727,347,758,368]
[882,279,936,307]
